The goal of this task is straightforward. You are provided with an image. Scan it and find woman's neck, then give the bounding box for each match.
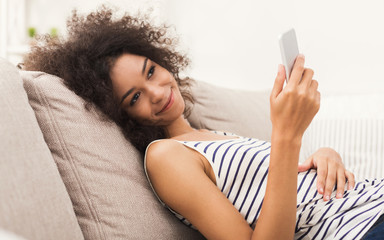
[165,116,195,138]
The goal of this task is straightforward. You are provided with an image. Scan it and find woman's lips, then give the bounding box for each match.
[158,90,174,114]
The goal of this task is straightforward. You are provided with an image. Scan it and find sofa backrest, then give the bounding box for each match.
[188,80,272,141]
[0,58,84,240]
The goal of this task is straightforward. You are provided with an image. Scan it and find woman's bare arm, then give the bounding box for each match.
[253,54,320,239]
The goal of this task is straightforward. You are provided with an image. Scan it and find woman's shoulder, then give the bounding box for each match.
[144,138,204,186]
[145,139,182,158]
[144,139,192,170]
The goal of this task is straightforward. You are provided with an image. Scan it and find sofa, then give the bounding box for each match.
[0,56,383,240]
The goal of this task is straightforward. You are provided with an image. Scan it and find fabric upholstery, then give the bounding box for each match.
[0,59,83,240]
[21,71,204,240]
[188,80,272,142]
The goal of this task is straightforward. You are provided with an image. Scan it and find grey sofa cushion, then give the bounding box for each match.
[0,58,84,240]
[188,80,272,141]
[21,71,204,240]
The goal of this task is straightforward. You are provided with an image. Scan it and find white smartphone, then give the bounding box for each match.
[278,28,299,82]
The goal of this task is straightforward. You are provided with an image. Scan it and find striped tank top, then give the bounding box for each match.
[144,132,384,240]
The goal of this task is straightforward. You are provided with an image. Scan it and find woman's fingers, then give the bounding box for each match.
[309,148,356,201]
[271,64,286,99]
[336,168,346,199]
[309,79,319,94]
[345,170,356,190]
[315,158,327,195]
[298,156,315,172]
[286,54,316,91]
[288,54,305,85]
[323,163,337,201]
[309,79,321,114]
[300,68,314,89]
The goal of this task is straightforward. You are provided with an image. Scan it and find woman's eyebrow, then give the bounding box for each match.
[119,87,135,105]
[142,57,148,75]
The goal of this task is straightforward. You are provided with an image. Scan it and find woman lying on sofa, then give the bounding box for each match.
[24,6,384,240]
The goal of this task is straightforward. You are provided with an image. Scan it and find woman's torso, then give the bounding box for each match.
[144,131,384,240]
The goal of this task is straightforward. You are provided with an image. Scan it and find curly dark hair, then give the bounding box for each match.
[23,5,194,154]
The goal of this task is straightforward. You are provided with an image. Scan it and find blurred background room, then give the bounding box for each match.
[1,0,383,95]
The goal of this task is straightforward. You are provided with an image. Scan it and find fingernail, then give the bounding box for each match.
[324,195,330,201]
[319,188,324,194]
[337,192,343,198]
[348,185,353,190]
[298,54,305,59]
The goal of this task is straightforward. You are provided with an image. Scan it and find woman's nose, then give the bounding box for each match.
[147,83,164,104]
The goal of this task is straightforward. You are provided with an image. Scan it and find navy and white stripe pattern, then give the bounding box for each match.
[144,132,384,239]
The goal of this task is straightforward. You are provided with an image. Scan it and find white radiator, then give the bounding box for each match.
[300,94,384,181]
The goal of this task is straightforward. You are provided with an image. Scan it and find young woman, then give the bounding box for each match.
[24,6,384,240]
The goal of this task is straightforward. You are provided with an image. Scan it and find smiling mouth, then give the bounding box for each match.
[158,90,174,114]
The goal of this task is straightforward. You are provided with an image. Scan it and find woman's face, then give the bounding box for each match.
[110,53,185,126]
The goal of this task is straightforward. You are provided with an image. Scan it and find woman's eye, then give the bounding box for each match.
[130,92,140,106]
[147,66,155,79]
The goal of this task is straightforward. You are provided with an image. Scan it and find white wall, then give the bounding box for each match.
[163,0,384,95]
[26,0,165,34]
[7,0,384,95]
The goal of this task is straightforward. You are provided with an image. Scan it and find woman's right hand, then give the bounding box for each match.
[270,54,320,142]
